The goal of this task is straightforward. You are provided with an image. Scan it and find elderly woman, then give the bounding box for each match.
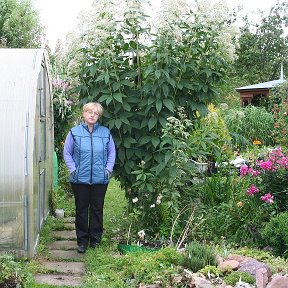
[63,102,116,253]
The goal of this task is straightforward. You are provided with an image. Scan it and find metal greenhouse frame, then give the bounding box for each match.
[0,48,54,258]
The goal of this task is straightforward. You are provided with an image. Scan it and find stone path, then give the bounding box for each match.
[34,217,85,287]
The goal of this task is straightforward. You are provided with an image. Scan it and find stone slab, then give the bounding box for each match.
[34,274,82,287]
[47,240,77,250]
[49,250,84,261]
[53,230,76,240]
[63,217,75,223]
[64,223,75,230]
[40,261,85,275]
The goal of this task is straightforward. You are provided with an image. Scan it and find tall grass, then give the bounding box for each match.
[223,106,274,148]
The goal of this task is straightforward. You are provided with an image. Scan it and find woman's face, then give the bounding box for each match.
[83,107,99,126]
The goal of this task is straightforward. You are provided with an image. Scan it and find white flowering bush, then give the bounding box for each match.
[74,0,237,238]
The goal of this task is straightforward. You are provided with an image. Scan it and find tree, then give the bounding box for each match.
[233,0,288,84]
[0,0,44,48]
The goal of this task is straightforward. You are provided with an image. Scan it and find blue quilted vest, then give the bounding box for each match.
[70,123,110,185]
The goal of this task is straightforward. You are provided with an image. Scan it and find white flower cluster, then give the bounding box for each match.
[137,229,145,240]
[132,197,138,203]
[156,194,163,205]
[153,0,238,63]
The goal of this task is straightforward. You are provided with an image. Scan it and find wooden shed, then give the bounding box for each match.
[236,69,286,107]
[0,49,54,258]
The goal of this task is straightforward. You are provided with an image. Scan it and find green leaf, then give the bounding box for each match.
[118,147,125,164]
[107,119,115,130]
[113,93,123,103]
[122,102,131,111]
[129,40,137,49]
[156,100,162,113]
[148,97,156,105]
[126,149,134,159]
[106,97,113,105]
[138,136,151,146]
[121,79,134,87]
[89,65,97,76]
[159,116,167,128]
[151,136,160,148]
[104,74,109,84]
[115,119,122,129]
[148,117,157,130]
[146,183,153,192]
[121,117,130,125]
[156,161,166,176]
[123,137,132,148]
[164,151,173,164]
[143,153,153,162]
[155,70,161,79]
[162,84,169,97]
[167,77,176,88]
[163,99,174,112]
[136,174,143,181]
[97,94,109,103]
[112,82,121,92]
[95,74,105,82]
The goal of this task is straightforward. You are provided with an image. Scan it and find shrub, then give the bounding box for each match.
[75,1,233,237]
[189,104,233,162]
[223,271,255,286]
[261,212,288,258]
[181,241,217,272]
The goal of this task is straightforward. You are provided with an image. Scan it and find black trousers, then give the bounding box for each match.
[71,183,108,246]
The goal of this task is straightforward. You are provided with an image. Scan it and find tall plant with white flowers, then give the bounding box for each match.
[74,0,237,235]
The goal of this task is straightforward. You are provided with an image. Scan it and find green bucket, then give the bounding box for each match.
[53,151,58,190]
[117,244,160,254]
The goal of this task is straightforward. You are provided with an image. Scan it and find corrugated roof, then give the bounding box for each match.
[236,78,286,91]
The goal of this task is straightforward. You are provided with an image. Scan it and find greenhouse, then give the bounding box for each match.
[0,49,54,258]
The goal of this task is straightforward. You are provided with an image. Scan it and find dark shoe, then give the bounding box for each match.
[90,241,100,249]
[77,245,86,253]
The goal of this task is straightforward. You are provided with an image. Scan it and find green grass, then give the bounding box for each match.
[84,246,182,288]
[103,178,128,240]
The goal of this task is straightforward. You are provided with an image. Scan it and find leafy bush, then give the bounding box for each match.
[223,271,255,286]
[182,241,217,272]
[75,1,233,236]
[189,104,233,162]
[261,212,288,258]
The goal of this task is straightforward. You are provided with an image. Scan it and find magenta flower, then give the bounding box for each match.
[260,193,274,204]
[240,165,249,177]
[248,167,260,177]
[259,160,273,171]
[246,185,260,195]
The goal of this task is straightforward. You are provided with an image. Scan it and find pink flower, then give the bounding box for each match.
[259,160,273,171]
[246,185,260,195]
[248,167,260,177]
[240,165,249,177]
[260,193,274,204]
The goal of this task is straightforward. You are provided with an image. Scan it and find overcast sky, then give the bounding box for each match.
[32,0,279,51]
